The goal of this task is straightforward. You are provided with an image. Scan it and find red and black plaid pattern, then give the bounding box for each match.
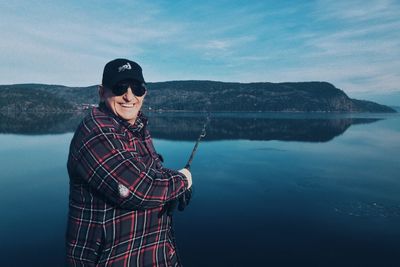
[66,107,189,266]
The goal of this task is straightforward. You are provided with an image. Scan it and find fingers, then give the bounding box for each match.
[178,188,193,211]
[185,188,192,206]
[159,187,193,217]
[178,194,187,211]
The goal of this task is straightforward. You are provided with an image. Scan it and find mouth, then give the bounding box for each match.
[120,103,135,108]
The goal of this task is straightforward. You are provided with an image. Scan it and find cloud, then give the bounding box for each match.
[222,0,400,94]
[297,1,400,93]
[226,0,399,93]
[0,0,399,95]
[203,40,231,50]
[0,1,187,85]
[314,0,399,22]
[189,35,257,60]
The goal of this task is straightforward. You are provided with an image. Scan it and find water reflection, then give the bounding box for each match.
[0,112,399,267]
[0,111,383,142]
[0,112,82,135]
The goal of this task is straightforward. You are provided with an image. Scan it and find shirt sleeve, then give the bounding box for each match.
[68,127,189,210]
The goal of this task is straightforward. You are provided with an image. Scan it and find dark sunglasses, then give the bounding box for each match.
[111,80,147,97]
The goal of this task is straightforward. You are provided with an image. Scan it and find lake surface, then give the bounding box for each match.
[0,112,399,267]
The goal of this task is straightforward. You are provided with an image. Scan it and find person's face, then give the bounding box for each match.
[99,85,145,125]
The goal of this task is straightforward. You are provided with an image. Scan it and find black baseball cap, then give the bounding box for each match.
[102,58,145,88]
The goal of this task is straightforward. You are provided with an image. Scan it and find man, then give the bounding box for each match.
[66,58,192,266]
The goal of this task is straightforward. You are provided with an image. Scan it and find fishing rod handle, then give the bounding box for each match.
[184,163,191,170]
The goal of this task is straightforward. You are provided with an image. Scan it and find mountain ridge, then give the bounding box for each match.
[0,80,396,113]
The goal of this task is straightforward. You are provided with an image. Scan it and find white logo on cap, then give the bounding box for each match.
[118,62,132,72]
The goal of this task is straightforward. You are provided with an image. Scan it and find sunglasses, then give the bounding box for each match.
[110,80,147,97]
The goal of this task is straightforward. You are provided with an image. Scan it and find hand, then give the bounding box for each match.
[178,187,193,211]
[158,198,178,217]
[158,188,193,217]
[178,168,192,188]
[158,168,193,218]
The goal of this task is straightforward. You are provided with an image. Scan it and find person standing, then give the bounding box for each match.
[66,58,192,266]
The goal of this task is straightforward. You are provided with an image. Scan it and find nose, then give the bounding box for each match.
[123,87,135,101]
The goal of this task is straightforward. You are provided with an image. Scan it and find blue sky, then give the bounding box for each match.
[1,0,399,98]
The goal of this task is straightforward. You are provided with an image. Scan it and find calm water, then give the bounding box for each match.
[0,112,399,267]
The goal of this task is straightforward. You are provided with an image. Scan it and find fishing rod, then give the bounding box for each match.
[176,112,210,211]
[184,112,210,170]
[159,112,211,215]
[164,112,211,266]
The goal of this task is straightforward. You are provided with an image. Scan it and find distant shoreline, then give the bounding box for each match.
[1,108,398,115]
[1,81,397,113]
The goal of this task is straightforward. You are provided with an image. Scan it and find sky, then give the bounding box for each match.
[1,0,399,100]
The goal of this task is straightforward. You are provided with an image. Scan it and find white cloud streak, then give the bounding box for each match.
[314,0,399,22]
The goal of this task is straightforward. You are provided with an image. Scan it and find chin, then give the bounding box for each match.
[119,112,139,123]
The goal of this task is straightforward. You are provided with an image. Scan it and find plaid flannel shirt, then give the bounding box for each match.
[66,106,189,267]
